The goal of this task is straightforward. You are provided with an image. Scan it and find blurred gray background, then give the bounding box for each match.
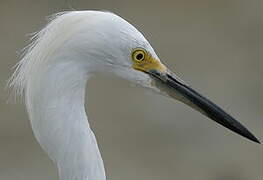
[1,0,263,179]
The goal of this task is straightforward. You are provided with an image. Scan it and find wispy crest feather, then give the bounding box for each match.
[8,11,73,101]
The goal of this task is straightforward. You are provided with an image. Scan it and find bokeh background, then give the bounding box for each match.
[1,0,263,179]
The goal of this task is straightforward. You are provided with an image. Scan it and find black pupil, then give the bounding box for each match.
[136,53,143,60]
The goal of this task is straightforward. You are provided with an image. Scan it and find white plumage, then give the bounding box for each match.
[9,10,259,180]
[10,11,158,180]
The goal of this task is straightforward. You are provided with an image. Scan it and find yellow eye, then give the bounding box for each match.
[132,48,146,62]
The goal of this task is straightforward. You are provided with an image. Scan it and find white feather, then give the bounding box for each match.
[9,10,158,180]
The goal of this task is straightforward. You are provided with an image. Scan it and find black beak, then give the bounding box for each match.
[149,69,260,144]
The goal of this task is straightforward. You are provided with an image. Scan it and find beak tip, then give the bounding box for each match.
[245,133,260,144]
[252,137,261,144]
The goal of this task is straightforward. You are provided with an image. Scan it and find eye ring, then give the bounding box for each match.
[132,48,147,62]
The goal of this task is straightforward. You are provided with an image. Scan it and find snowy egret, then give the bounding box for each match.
[9,11,259,180]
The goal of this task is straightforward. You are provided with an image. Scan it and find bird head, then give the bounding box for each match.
[73,11,259,143]
[13,11,259,144]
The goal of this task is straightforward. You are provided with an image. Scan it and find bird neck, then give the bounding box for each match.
[25,61,106,180]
